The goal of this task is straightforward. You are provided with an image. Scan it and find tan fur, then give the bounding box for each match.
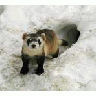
[37,30,59,56]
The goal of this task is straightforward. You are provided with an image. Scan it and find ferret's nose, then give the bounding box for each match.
[32,44,36,48]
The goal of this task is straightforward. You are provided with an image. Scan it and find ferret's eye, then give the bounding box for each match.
[27,39,31,46]
[38,39,42,44]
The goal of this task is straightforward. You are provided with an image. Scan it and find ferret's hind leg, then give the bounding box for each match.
[52,48,59,58]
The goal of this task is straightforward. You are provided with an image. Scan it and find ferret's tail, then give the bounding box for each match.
[58,39,69,46]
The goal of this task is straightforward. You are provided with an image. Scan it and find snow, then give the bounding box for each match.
[0,5,96,91]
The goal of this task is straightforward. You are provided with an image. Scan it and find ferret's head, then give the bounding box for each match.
[22,33,45,49]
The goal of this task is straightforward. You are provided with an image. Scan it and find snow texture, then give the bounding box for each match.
[0,5,96,91]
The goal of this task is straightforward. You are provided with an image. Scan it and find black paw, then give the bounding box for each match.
[36,68,44,75]
[20,67,29,75]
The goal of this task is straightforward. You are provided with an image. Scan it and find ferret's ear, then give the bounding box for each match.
[22,33,28,40]
[41,33,46,40]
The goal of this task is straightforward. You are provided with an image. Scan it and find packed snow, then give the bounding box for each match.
[0,5,96,91]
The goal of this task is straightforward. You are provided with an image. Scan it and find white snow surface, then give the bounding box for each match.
[0,5,96,91]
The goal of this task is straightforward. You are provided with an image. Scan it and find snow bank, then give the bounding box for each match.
[0,5,96,91]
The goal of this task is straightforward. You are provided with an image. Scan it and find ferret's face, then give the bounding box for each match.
[22,33,45,49]
[27,37,43,49]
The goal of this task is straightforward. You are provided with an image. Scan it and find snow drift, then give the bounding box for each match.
[0,5,96,91]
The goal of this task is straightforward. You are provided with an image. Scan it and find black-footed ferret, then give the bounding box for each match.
[20,29,68,75]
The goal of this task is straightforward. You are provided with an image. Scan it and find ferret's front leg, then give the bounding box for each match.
[35,56,45,75]
[20,54,29,74]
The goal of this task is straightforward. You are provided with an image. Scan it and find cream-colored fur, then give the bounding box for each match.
[58,39,63,46]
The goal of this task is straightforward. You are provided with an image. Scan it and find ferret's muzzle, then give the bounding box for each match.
[31,44,36,48]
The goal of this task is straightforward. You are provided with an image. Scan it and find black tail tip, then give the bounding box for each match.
[62,40,69,46]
